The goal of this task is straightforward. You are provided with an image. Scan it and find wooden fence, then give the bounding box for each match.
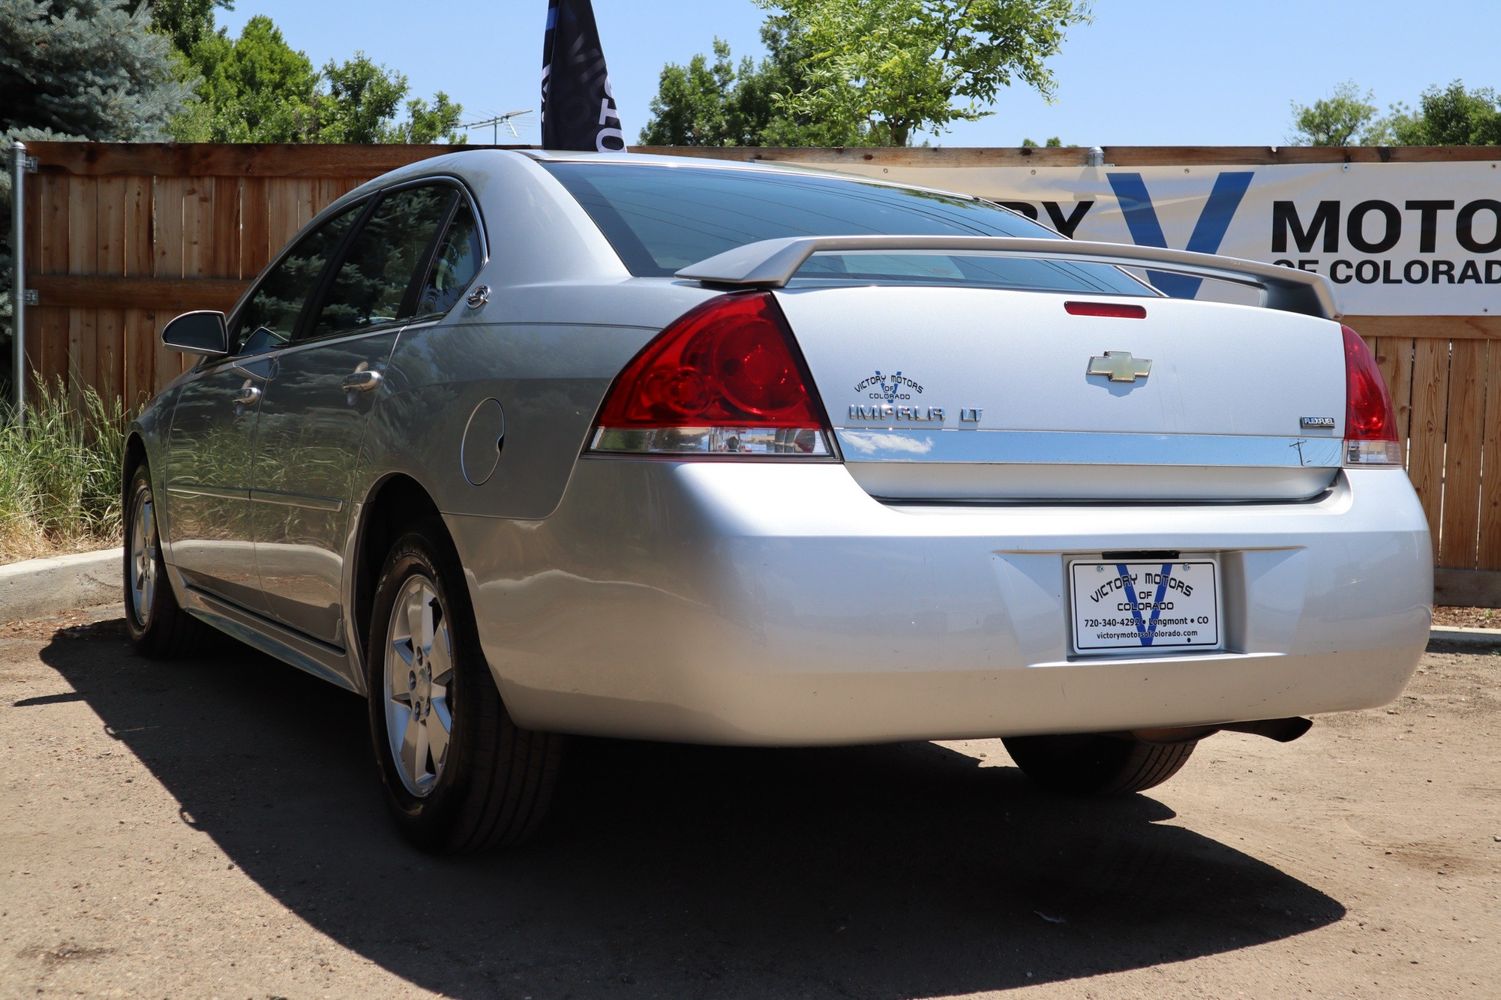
[15,142,1501,604]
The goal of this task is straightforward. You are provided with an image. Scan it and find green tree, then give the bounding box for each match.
[382,92,464,144]
[164,16,464,144]
[132,0,235,54]
[1378,80,1501,145]
[315,53,408,143]
[314,55,463,144]
[641,23,858,146]
[753,0,1091,146]
[175,14,317,142]
[1287,81,1380,146]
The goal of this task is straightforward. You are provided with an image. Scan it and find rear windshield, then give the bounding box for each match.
[543,161,1151,296]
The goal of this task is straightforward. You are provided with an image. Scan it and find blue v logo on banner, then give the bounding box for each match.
[1106,172,1255,298]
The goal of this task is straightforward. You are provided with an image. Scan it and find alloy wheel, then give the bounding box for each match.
[383,574,456,797]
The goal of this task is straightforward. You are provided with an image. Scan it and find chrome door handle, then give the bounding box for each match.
[341,370,384,393]
[233,384,262,406]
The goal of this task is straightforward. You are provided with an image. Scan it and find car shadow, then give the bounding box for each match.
[38,620,1343,998]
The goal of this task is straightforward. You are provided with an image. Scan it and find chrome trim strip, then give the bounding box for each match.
[836,428,1344,469]
[166,483,249,501]
[678,236,1337,318]
[249,489,345,513]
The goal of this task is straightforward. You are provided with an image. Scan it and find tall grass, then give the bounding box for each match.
[0,378,130,563]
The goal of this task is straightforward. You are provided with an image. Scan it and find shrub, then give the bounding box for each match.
[0,378,130,562]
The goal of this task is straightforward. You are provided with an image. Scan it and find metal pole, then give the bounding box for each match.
[9,142,24,426]
[10,140,24,427]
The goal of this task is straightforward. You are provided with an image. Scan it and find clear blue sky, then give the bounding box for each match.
[218,0,1500,147]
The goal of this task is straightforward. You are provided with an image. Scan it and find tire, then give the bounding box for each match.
[1002,733,1197,795]
[123,463,211,657]
[366,520,561,853]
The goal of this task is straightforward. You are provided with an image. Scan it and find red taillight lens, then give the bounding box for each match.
[1342,324,1402,465]
[590,292,832,456]
[1064,301,1148,319]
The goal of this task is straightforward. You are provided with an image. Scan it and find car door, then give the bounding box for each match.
[163,203,363,615]
[250,182,473,645]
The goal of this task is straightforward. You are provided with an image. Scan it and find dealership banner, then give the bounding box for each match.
[828,162,1501,315]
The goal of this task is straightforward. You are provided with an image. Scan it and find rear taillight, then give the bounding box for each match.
[589,291,832,456]
[1342,324,1402,466]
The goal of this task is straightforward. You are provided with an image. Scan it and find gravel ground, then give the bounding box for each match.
[0,606,1497,1000]
[1431,606,1499,629]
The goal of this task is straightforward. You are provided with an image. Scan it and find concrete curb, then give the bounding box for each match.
[1,548,1499,653]
[1428,626,1501,649]
[0,548,119,623]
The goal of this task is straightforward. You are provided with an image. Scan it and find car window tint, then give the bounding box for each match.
[231,203,363,355]
[414,201,483,317]
[307,185,458,340]
[544,162,1150,296]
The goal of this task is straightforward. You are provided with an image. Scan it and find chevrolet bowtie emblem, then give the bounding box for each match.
[1087,350,1153,383]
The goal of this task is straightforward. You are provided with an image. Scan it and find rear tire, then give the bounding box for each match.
[366,520,561,853]
[1002,733,1197,794]
[123,463,211,657]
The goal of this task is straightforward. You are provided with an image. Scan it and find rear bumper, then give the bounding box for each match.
[447,463,1431,745]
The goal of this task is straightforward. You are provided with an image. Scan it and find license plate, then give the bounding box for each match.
[1069,559,1221,653]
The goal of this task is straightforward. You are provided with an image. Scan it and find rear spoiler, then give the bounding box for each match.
[676,236,1338,320]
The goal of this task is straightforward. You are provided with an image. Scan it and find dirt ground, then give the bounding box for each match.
[0,607,1496,1000]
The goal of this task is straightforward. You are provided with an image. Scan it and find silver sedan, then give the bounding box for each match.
[124,150,1432,852]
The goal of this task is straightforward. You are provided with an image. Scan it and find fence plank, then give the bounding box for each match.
[1345,315,1501,343]
[1371,337,1415,454]
[241,176,271,278]
[1434,569,1501,607]
[153,177,186,389]
[1439,341,1486,567]
[313,177,345,215]
[179,177,217,376]
[29,275,249,312]
[95,177,127,406]
[1407,339,1450,545]
[1479,345,1501,572]
[67,176,100,406]
[38,173,70,389]
[123,176,155,405]
[266,179,300,258]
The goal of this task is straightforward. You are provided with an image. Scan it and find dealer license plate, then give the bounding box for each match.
[1069,559,1221,653]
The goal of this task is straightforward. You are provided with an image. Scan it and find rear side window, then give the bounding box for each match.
[307,185,458,340]
[543,162,1150,296]
[414,201,483,317]
[232,203,362,355]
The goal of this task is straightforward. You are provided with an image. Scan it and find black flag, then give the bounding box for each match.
[541,0,625,152]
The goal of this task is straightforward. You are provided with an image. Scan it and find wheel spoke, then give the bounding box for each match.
[413,715,431,782]
[427,629,454,687]
[428,696,452,767]
[399,708,423,783]
[405,586,430,655]
[390,635,415,668]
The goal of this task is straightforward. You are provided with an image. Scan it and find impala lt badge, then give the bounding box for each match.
[1087,351,1153,383]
